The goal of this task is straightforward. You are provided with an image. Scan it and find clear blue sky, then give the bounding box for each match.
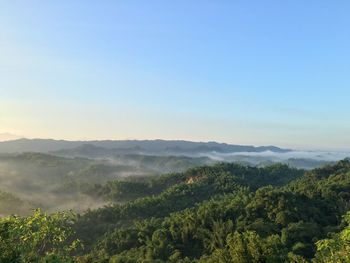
[1,1,349,150]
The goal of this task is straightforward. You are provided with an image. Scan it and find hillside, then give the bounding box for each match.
[2,160,350,262]
[0,152,212,215]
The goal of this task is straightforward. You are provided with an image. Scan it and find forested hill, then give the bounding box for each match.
[2,160,350,262]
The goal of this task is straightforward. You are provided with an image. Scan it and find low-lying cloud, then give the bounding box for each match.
[194,150,350,162]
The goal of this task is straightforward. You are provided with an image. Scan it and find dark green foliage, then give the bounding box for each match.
[3,160,350,262]
[74,163,303,248]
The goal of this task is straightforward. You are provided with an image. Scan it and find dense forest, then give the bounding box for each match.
[1,159,350,262]
[0,150,333,216]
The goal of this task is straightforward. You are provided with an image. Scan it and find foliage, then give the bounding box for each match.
[0,209,81,262]
[314,212,350,262]
[3,160,350,262]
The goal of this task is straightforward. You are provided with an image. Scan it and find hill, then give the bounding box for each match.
[0,152,213,215]
[3,160,350,262]
[0,138,290,154]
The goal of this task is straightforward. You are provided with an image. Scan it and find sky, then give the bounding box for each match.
[1,1,350,150]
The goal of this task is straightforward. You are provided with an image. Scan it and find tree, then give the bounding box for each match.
[0,209,81,262]
[314,212,350,262]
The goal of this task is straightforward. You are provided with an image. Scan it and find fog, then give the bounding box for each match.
[194,150,350,162]
[0,148,348,216]
[0,153,209,216]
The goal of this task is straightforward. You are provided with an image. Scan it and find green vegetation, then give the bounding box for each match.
[314,211,350,262]
[0,209,80,262]
[0,153,211,215]
[2,158,350,262]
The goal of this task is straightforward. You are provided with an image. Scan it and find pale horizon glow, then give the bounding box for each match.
[1,1,350,151]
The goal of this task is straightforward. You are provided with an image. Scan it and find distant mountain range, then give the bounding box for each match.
[0,138,290,155]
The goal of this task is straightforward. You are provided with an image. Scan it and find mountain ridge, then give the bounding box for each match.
[0,138,291,154]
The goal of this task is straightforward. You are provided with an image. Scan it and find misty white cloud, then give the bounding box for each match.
[195,150,350,162]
